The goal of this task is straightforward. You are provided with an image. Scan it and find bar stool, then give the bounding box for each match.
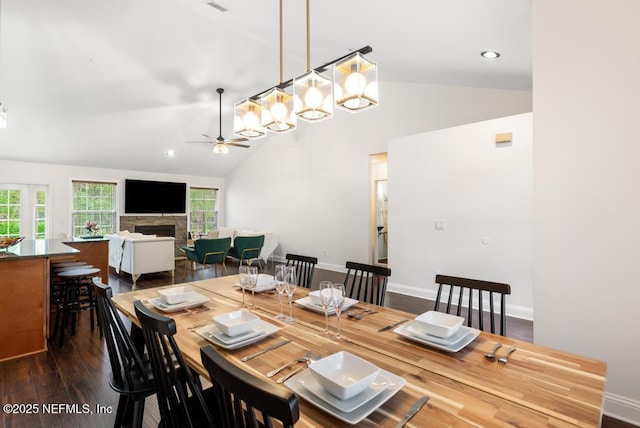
[52,267,101,347]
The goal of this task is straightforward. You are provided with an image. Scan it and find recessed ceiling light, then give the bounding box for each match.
[481,51,500,59]
[166,150,175,156]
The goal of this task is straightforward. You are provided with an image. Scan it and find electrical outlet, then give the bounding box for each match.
[435,220,446,230]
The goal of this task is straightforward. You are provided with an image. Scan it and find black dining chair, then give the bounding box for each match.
[200,345,299,428]
[133,301,219,427]
[93,278,155,428]
[433,274,512,336]
[343,261,392,306]
[285,253,318,288]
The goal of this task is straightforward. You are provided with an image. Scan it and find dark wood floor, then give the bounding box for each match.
[0,260,634,427]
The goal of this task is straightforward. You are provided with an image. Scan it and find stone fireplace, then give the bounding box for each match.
[119,215,187,257]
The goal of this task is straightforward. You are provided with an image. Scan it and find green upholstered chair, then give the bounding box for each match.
[228,235,265,271]
[182,237,232,279]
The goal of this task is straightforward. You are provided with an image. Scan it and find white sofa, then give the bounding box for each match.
[107,231,175,286]
[205,228,277,263]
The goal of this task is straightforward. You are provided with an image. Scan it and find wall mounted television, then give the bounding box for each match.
[124,179,187,214]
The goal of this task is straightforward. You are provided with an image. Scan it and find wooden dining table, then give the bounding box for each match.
[111,275,607,427]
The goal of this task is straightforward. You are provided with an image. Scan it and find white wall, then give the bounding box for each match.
[533,0,640,423]
[0,159,224,239]
[225,80,532,273]
[388,113,533,319]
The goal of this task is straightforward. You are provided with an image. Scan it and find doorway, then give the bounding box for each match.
[370,153,388,265]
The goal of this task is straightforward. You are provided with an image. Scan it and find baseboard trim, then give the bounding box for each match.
[604,392,640,426]
[387,281,534,321]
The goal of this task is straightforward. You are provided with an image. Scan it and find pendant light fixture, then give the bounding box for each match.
[334,51,379,112]
[234,97,265,138]
[260,0,296,133]
[0,0,7,128]
[293,0,333,122]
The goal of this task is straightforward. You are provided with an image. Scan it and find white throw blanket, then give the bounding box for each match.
[107,235,127,273]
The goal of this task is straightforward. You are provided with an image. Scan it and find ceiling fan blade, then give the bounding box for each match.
[226,142,251,148]
[226,137,249,144]
[200,133,214,140]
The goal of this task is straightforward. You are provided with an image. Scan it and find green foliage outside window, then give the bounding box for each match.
[189,187,218,235]
[0,189,21,237]
[72,181,116,237]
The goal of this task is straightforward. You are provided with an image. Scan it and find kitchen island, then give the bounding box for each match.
[0,239,79,361]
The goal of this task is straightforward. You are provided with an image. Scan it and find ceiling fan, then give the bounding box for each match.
[185,88,250,154]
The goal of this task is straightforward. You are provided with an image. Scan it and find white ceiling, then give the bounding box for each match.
[0,0,531,177]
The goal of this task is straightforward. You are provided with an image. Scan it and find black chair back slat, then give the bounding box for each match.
[433,275,511,336]
[343,261,391,306]
[93,278,154,428]
[285,253,318,288]
[133,301,216,427]
[200,345,300,428]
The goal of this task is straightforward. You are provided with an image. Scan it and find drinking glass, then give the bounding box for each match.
[319,281,333,335]
[284,266,297,323]
[331,283,346,339]
[247,266,258,308]
[238,265,250,308]
[274,265,287,319]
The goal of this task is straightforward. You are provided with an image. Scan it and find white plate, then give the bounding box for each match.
[298,369,391,413]
[394,323,480,352]
[285,368,405,425]
[233,282,276,293]
[295,296,358,315]
[406,322,472,346]
[195,320,280,350]
[148,292,209,312]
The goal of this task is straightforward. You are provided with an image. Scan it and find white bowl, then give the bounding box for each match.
[212,310,259,337]
[158,286,195,305]
[413,311,464,338]
[308,289,333,307]
[308,351,380,400]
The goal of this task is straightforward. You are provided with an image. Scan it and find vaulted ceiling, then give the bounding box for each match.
[0,0,531,177]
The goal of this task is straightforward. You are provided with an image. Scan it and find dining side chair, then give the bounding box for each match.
[200,345,300,428]
[343,261,392,306]
[182,237,232,279]
[133,301,219,427]
[285,253,318,288]
[433,274,512,336]
[93,278,155,428]
[228,235,265,271]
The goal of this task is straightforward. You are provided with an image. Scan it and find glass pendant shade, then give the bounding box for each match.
[234,98,266,138]
[0,103,6,128]
[261,87,296,133]
[213,143,229,154]
[293,70,333,122]
[334,52,379,112]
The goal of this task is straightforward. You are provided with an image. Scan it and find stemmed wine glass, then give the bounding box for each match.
[274,265,287,319]
[238,265,250,308]
[247,266,258,308]
[319,281,333,335]
[331,283,346,339]
[284,266,297,323]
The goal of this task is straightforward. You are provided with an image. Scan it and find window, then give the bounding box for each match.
[72,181,117,237]
[0,185,49,239]
[0,188,21,238]
[34,190,47,239]
[189,187,218,235]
